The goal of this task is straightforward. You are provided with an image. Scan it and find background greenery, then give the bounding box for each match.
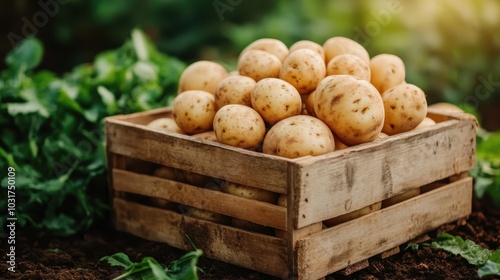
[1,0,499,236]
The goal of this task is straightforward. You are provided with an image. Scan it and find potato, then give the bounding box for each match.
[172,90,216,135]
[413,117,437,131]
[214,75,256,110]
[191,130,218,142]
[323,36,370,65]
[280,49,326,94]
[304,90,317,117]
[213,104,266,149]
[263,115,335,158]
[326,54,371,81]
[221,181,277,204]
[178,61,228,94]
[314,75,385,146]
[382,83,428,135]
[149,166,179,210]
[334,137,350,151]
[289,40,326,62]
[369,54,405,94]
[182,206,230,225]
[175,169,213,187]
[251,78,302,124]
[324,202,381,227]
[240,38,289,62]
[428,102,464,113]
[146,118,185,134]
[238,50,281,82]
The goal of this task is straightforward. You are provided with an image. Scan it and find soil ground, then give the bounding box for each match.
[1,196,499,280]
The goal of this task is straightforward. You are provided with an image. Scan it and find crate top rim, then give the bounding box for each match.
[105,106,478,166]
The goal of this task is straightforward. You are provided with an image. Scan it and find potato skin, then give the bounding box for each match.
[323,36,370,65]
[289,40,326,62]
[178,61,228,94]
[221,181,277,204]
[369,54,405,94]
[280,49,326,94]
[413,117,436,131]
[240,38,289,62]
[214,75,256,110]
[238,50,282,82]
[251,78,302,124]
[172,90,216,135]
[147,118,185,134]
[263,115,335,159]
[314,75,385,146]
[191,130,218,142]
[382,83,427,135]
[213,104,266,149]
[326,54,371,81]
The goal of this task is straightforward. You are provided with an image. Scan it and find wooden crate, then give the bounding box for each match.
[105,107,477,279]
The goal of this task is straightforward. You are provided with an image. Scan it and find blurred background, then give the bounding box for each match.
[1,0,499,130]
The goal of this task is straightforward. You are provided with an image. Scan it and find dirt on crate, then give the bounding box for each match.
[1,197,499,280]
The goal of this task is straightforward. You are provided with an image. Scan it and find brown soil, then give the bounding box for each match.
[1,197,499,280]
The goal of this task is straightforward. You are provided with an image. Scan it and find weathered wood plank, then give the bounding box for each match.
[113,169,287,230]
[292,118,476,228]
[113,198,288,277]
[295,177,472,280]
[105,118,289,194]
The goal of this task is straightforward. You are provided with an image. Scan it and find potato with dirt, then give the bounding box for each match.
[214,75,256,110]
[263,115,335,158]
[369,54,405,94]
[213,104,266,150]
[280,49,326,94]
[326,53,371,81]
[323,36,370,65]
[172,90,216,135]
[238,50,282,82]
[178,61,228,94]
[382,83,428,135]
[289,40,326,62]
[251,78,302,124]
[240,38,289,62]
[314,75,385,145]
[146,118,185,134]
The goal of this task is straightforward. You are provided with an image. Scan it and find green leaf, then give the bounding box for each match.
[132,29,149,61]
[431,233,491,266]
[100,252,133,269]
[478,260,500,278]
[5,37,44,71]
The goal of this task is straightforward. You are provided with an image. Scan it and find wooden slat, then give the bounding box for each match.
[113,169,287,230]
[105,118,289,194]
[113,198,288,277]
[106,107,173,125]
[292,118,476,228]
[295,177,473,280]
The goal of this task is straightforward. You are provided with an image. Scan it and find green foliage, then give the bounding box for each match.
[0,29,184,236]
[471,129,500,207]
[431,233,500,278]
[100,249,202,280]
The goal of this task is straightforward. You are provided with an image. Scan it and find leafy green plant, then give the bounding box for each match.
[431,233,500,278]
[100,249,202,280]
[471,129,500,207]
[0,29,185,236]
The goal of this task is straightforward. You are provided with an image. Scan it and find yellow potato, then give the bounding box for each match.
[240,38,289,62]
[263,115,335,158]
[326,54,371,81]
[214,75,256,110]
[324,202,381,227]
[182,206,230,225]
[146,118,185,134]
[213,104,266,149]
[304,90,317,117]
[238,50,281,82]
[369,54,405,94]
[178,61,228,94]
[280,49,326,94]
[334,137,350,150]
[413,117,437,131]
[172,90,216,135]
[251,78,302,124]
[382,83,428,135]
[221,181,277,204]
[175,169,214,188]
[314,75,385,146]
[428,102,464,113]
[323,36,370,65]
[289,40,325,62]
[191,130,218,142]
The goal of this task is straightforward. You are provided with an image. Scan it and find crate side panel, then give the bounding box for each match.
[106,120,288,193]
[295,177,472,280]
[113,169,286,230]
[113,198,288,277]
[295,119,476,228]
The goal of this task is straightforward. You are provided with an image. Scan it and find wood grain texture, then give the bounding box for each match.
[295,177,473,280]
[105,118,289,194]
[113,198,288,277]
[113,169,286,230]
[292,118,476,228]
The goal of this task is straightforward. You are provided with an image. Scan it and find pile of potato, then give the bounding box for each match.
[145,36,435,232]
